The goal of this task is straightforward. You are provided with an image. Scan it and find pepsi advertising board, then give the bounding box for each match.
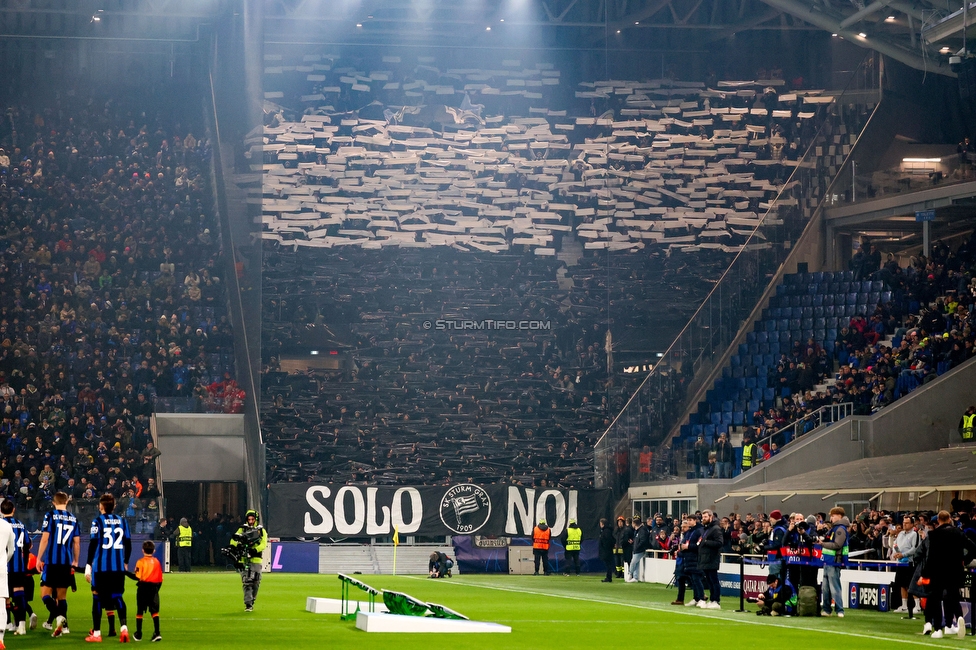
[848,582,892,611]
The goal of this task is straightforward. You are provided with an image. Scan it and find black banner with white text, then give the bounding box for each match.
[267,483,613,539]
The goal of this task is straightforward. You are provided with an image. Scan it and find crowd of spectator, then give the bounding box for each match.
[258,56,847,256]
[688,231,976,478]
[255,48,884,488]
[634,500,975,565]
[0,88,236,528]
[261,244,741,486]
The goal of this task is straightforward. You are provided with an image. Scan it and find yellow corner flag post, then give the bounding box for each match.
[392,526,399,576]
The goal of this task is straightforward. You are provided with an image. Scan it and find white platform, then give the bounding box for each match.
[306,597,388,614]
[355,611,511,633]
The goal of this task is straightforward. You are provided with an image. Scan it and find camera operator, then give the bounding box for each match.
[784,514,818,590]
[756,574,795,616]
[227,509,268,612]
[764,510,788,580]
[428,551,452,578]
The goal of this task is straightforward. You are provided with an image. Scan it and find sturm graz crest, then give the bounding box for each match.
[439,484,491,534]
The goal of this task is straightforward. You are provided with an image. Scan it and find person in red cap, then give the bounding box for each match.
[764,510,788,580]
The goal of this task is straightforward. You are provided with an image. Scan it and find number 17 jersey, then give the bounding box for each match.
[89,514,131,573]
[41,509,79,566]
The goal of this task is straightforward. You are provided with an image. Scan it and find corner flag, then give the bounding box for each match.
[392,526,400,575]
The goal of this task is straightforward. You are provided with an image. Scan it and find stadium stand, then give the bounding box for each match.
[0,91,236,529]
[255,51,876,488]
[677,234,976,477]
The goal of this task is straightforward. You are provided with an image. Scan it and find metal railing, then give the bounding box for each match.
[830,152,975,208]
[753,402,854,458]
[594,55,881,493]
[664,402,854,480]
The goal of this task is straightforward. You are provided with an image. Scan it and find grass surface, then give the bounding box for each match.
[5,572,956,648]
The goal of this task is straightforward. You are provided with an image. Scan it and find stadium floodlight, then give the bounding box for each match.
[858,32,867,37]
[91,9,104,22]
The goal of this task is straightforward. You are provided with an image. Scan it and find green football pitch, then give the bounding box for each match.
[6,572,956,648]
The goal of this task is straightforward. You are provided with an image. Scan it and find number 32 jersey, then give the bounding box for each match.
[89,514,131,573]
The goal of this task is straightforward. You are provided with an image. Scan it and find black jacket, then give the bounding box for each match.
[614,523,634,552]
[922,523,976,583]
[633,524,652,554]
[698,519,724,571]
[598,524,615,562]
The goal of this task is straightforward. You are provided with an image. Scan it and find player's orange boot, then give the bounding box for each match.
[119,626,130,643]
[85,630,103,642]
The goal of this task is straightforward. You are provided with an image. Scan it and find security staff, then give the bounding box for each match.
[741,433,758,472]
[229,510,268,612]
[959,406,975,441]
[563,519,582,576]
[176,518,192,573]
[532,519,551,576]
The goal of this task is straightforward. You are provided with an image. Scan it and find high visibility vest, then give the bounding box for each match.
[742,443,756,468]
[177,525,193,547]
[821,523,849,566]
[963,414,975,440]
[565,527,582,552]
[532,526,551,550]
[639,451,652,474]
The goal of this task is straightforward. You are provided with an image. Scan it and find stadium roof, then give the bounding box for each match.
[0,1,960,76]
[718,446,976,501]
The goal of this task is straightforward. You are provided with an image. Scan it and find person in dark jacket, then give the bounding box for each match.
[598,518,615,583]
[671,516,705,606]
[756,574,794,616]
[629,516,651,582]
[713,433,733,478]
[697,509,724,609]
[428,551,452,578]
[613,516,634,578]
[921,510,976,637]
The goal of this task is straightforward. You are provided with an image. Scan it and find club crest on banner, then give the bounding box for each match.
[439,484,492,534]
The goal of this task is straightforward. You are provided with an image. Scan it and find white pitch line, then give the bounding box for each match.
[406,577,949,648]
